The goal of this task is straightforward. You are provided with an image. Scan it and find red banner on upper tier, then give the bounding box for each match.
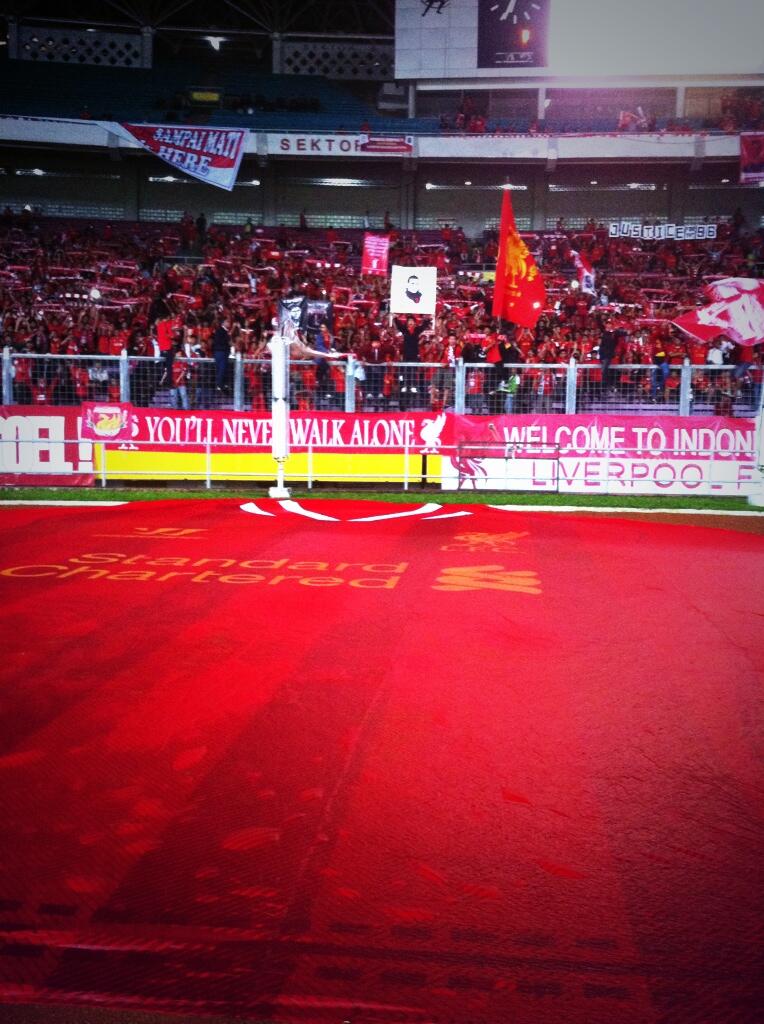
[115,123,248,190]
[740,132,764,184]
[361,233,390,276]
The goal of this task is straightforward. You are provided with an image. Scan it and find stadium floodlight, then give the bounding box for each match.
[204,36,225,51]
[89,287,101,301]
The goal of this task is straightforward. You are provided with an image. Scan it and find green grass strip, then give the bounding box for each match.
[0,486,758,512]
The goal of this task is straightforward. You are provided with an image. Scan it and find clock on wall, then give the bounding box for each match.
[477,0,551,69]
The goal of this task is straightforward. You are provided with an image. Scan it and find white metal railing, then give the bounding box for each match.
[3,349,761,419]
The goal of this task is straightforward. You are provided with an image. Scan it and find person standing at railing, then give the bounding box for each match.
[393,314,432,411]
[732,341,756,401]
[647,333,670,402]
[598,324,619,395]
[212,317,231,392]
[357,332,396,410]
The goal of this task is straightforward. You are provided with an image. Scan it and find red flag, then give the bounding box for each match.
[492,190,546,328]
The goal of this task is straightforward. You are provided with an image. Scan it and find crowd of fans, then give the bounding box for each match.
[0,205,762,414]
[437,89,764,137]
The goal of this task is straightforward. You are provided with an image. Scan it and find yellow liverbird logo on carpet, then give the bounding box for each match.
[433,565,542,594]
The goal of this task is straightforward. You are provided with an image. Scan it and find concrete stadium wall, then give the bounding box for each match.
[0,149,759,235]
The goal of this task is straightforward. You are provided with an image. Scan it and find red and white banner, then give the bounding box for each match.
[740,132,764,184]
[673,277,764,346]
[267,133,413,158]
[0,407,94,485]
[359,134,414,154]
[572,249,596,294]
[115,123,247,190]
[80,406,444,452]
[361,233,390,277]
[4,407,760,496]
[444,414,760,495]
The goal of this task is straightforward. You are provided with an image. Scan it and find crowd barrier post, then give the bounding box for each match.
[566,358,577,414]
[205,442,212,489]
[119,350,130,403]
[403,441,410,491]
[2,347,12,405]
[679,359,692,416]
[308,443,314,489]
[233,352,244,412]
[454,358,466,414]
[346,355,356,414]
[100,443,107,488]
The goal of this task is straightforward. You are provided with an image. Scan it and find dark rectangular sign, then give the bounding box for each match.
[477,0,550,69]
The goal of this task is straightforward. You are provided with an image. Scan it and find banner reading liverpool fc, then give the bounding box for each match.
[112,123,248,191]
[492,190,546,328]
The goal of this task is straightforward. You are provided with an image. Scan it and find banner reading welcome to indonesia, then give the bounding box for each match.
[444,413,760,495]
[113,123,248,190]
[740,132,764,184]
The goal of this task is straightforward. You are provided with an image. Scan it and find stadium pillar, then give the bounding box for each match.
[7,17,18,59]
[346,356,356,413]
[272,33,283,74]
[531,171,547,231]
[454,359,465,414]
[233,353,244,412]
[2,347,12,405]
[537,87,547,121]
[140,26,153,69]
[565,359,577,414]
[675,85,686,119]
[119,350,130,403]
[679,359,692,416]
[748,387,764,507]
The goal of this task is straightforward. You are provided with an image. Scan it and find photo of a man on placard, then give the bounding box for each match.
[405,274,423,304]
[390,265,437,316]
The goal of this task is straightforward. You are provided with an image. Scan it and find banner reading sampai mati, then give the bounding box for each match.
[114,123,248,190]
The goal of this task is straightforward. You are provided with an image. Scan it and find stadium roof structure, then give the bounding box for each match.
[2,0,395,38]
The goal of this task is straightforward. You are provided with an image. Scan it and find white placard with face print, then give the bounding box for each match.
[390,265,437,316]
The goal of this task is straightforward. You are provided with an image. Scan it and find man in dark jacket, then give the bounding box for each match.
[394,315,431,410]
[212,318,230,391]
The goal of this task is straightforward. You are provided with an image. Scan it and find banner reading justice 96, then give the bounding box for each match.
[113,123,248,190]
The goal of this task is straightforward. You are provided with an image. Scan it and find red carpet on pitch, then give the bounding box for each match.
[0,499,762,1024]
